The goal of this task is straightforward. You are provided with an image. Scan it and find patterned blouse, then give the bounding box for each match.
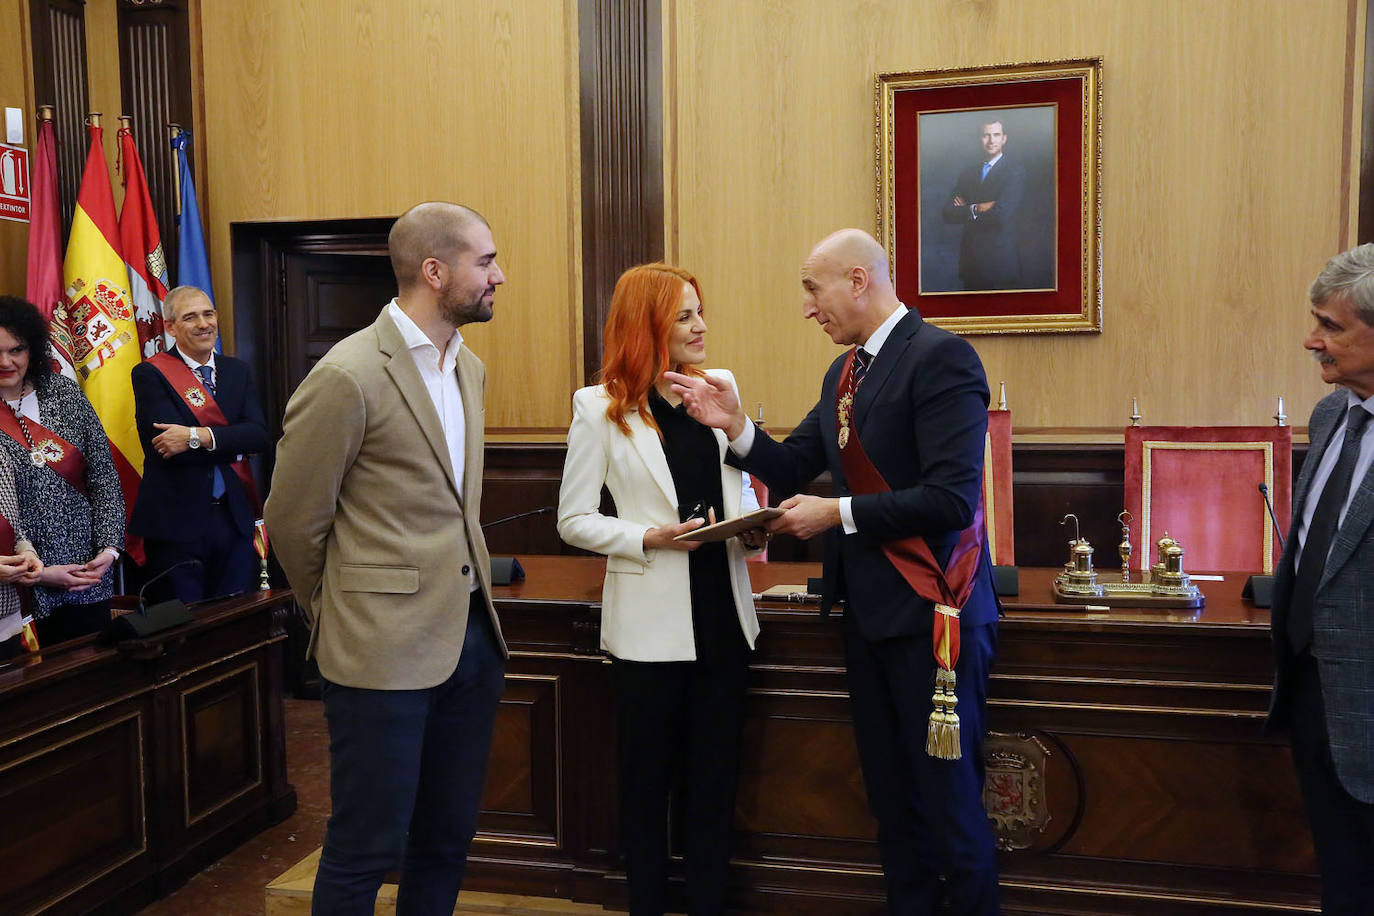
[0,374,125,617]
[0,449,34,635]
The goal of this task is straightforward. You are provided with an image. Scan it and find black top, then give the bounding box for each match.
[648,387,743,660]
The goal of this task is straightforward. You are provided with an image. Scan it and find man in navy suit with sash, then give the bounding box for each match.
[941,119,1025,291]
[1269,244,1374,914]
[671,228,1000,914]
[130,285,268,603]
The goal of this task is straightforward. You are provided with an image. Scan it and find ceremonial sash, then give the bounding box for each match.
[147,353,262,513]
[835,347,985,760]
[0,509,15,555]
[0,406,89,497]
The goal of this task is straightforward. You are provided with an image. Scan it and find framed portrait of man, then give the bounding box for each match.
[877,59,1103,334]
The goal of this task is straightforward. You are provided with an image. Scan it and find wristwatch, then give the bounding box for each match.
[188,428,201,450]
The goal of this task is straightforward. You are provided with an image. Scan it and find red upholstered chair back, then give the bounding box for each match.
[1123,426,1292,574]
[984,409,1015,566]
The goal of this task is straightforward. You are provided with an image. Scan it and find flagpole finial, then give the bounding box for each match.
[118,114,132,131]
[36,105,54,122]
[85,112,101,128]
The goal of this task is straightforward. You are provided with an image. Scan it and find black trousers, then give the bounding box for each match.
[144,500,258,604]
[611,635,750,916]
[1288,654,1374,915]
[844,609,1000,916]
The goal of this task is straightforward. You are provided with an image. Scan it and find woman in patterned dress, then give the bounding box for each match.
[0,297,124,644]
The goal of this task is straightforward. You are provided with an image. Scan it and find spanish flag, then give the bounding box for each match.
[57,124,144,560]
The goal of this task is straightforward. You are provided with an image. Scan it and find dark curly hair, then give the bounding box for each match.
[0,296,55,393]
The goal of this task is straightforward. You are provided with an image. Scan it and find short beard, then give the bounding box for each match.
[439,286,493,327]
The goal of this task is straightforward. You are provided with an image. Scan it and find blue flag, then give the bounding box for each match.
[171,130,219,351]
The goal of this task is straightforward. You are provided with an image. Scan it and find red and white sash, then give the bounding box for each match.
[147,353,261,512]
[0,407,88,497]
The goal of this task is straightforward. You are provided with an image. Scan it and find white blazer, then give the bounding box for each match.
[557,369,762,662]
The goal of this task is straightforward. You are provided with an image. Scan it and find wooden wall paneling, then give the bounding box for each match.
[578,0,664,382]
[0,704,153,913]
[117,0,194,283]
[83,0,123,204]
[179,662,263,827]
[482,673,561,844]
[197,0,581,432]
[666,0,1356,431]
[467,558,1318,914]
[28,0,88,236]
[0,0,35,298]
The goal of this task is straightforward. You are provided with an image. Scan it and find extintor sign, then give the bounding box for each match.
[0,143,30,223]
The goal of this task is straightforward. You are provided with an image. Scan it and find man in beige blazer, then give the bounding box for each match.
[266,201,508,916]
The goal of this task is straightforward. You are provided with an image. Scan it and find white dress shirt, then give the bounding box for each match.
[1295,390,1374,565]
[387,301,475,591]
[180,348,218,449]
[730,303,909,534]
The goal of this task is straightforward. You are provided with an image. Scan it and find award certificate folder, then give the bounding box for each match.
[674,507,783,543]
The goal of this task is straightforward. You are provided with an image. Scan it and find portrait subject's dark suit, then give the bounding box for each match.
[941,154,1025,291]
[130,347,269,601]
[1268,390,1374,912]
[731,306,1000,914]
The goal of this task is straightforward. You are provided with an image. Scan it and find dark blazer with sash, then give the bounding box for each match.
[733,306,998,640]
[0,374,124,617]
[129,346,268,540]
[1268,390,1374,803]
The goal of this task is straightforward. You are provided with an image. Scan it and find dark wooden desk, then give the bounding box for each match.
[0,591,297,915]
[470,557,1318,915]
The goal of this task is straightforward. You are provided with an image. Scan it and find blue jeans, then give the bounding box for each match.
[312,597,506,916]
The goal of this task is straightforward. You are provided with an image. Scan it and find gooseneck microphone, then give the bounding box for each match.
[1258,483,1287,552]
[482,506,554,530]
[481,507,553,585]
[136,558,203,613]
[1242,483,1285,607]
[101,559,202,643]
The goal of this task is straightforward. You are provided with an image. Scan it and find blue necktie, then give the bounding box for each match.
[981,161,993,182]
[195,364,226,499]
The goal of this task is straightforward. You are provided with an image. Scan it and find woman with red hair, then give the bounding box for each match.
[558,263,766,915]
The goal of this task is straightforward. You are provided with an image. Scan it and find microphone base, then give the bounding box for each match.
[100,599,195,643]
[1242,575,1276,608]
[490,557,525,586]
[993,565,1020,596]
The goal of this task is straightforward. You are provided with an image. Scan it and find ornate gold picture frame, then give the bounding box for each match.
[877,58,1103,334]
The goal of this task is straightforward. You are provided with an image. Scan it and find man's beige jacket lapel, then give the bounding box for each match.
[378,314,464,506]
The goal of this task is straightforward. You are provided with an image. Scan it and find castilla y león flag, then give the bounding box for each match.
[25,117,69,378]
[117,125,168,357]
[58,124,144,559]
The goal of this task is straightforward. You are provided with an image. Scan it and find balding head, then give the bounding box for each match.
[800,228,901,346]
[809,228,892,289]
[388,202,490,291]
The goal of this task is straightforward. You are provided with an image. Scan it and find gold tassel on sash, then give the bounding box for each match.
[926,604,962,760]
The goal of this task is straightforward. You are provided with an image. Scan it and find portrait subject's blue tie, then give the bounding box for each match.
[981,161,993,182]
